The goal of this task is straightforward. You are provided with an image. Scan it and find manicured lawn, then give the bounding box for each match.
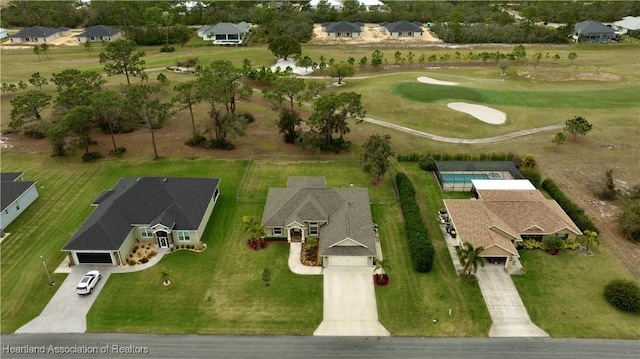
[392,83,640,109]
[513,249,640,339]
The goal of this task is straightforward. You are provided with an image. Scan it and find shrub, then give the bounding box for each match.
[604,280,640,313]
[543,235,564,253]
[185,134,206,147]
[140,257,149,264]
[236,111,255,123]
[419,155,437,171]
[616,199,640,242]
[517,239,544,250]
[519,167,541,188]
[206,139,235,150]
[126,259,136,266]
[542,179,599,233]
[109,146,127,157]
[396,172,435,272]
[161,45,175,52]
[82,151,103,162]
[22,122,48,138]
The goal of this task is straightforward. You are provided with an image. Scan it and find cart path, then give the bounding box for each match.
[363,117,564,144]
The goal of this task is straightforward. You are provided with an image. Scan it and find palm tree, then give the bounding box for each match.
[242,216,266,248]
[583,230,599,253]
[374,258,391,285]
[456,242,486,281]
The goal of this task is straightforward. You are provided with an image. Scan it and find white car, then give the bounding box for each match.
[76,270,101,295]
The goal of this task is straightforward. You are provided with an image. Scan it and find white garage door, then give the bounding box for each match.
[328,256,368,267]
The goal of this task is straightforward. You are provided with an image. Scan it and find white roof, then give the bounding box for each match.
[613,16,640,31]
[471,179,535,191]
[359,0,384,6]
[309,0,343,8]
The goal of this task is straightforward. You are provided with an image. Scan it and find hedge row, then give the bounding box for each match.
[541,178,599,233]
[396,173,435,272]
[397,152,519,162]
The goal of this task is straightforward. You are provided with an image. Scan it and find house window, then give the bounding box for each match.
[555,233,569,240]
[90,36,95,41]
[309,223,318,236]
[140,227,153,238]
[16,204,20,211]
[177,231,190,241]
[521,234,543,242]
[408,32,412,37]
[273,228,282,235]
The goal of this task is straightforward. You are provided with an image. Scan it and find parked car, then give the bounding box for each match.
[76,270,101,295]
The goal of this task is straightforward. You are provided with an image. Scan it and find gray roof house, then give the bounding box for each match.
[574,20,618,43]
[1,172,39,232]
[62,177,220,266]
[322,22,364,38]
[9,26,64,44]
[380,21,423,38]
[77,25,123,42]
[201,22,251,44]
[261,177,377,267]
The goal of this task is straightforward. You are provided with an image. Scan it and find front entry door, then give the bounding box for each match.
[158,237,168,248]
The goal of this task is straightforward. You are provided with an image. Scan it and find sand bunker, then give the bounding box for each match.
[447,102,506,125]
[417,76,459,86]
[270,59,313,76]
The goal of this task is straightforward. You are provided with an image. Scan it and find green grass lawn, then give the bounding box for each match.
[513,249,640,339]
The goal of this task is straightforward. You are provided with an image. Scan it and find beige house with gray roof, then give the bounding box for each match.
[444,180,582,268]
[261,177,377,267]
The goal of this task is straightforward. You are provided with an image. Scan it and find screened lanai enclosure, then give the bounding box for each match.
[435,161,524,191]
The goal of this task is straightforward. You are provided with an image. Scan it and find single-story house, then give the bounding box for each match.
[197,24,213,38]
[61,177,220,266]
[322,21,364,38]
[309,0,343,9]
[9,26,67,43]
[1,172,39,231]
[77,25,123,42]
[613,16,640,36]
[443,179,582,269]
[0,28,8,40]
[574,20,618,43]
[261,177,377,267]
[201,22,251,44]
[380,21,423,38]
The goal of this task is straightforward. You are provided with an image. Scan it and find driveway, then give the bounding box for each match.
[476,265,549,337]
[313,266,390,336]
[16,266,113,333]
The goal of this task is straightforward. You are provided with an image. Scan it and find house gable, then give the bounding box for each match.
[330,237,368,248]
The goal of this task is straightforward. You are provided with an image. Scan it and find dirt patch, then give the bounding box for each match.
[518,69,621,82]
[309,23,442,45]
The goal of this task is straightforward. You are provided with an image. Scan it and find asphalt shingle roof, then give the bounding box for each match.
[323,22,364,33]
[78,25,121,37]
[1,181,36,211]
[62,177,219,251]
[205,22,251,35]
[381,21,423,33]
[10,26,60,38]
[575,20,616,35]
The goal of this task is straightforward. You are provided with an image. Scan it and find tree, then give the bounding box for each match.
[374,258,391,285]
[456,242,485,281]
[597,169,620,200]
[325,62,355,85]
[361,134,394,184]
[262,75,306,113]
[9,90,51,128]
[296,55,314,73]
[28,72,48,91]
[33,45,42,61]
[91,89,125,154]
[99,39,146,85]
[617,200,640,242]
[304,92,365,152]
[40,44,50,59]
[242,216,266,248]
[124,84,173,160]
[172,81,201,137]
[532,52,543,67]
[305,80,326,99]
[521,154,537,168]
[583,230,599,253]
[64,105,95,154]
[83,41,94,53]
[268,35,301,60]
[277,108,302,144]
[511,45,527,61]
[160,267,172,285]
[568,52,577,64]
[371,49,383,68]
[51,69,105,111]
[551,132,566,151]
[47,121,69,157]
[498,62,509,76]
[564,116,592,141]
[262,268,271,287]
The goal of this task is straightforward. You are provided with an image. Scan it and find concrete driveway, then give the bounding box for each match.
[313,266,390,336]
[476,265,549,337]
[16,266,113,333]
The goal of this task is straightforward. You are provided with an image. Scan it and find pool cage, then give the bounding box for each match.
[435,161,524,192]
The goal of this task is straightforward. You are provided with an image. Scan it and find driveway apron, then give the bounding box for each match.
[16,266,113,333]
[476,265,549,337]
[313,267,390,336]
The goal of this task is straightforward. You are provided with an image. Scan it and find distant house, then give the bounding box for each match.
[443,179,582,269]
[0,28,9,40]
[322,22,364,38]
[308,0,343,9]
[201,22,251,44]
[261,177,377,267]
[613,16,640,37]
[77,25,123,42]
[61,177,220,266]
[1,172,39,231]
[9,26,65,44]
[574,20,618,43]
[197,24,213,38]
[380,21,423,38]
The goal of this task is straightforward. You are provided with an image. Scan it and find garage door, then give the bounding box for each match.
[328,256,368,267]
[76,252,113,264]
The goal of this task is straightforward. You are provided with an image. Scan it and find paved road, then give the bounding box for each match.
[1,334,638,359]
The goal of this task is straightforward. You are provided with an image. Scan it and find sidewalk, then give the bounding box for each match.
[288,243,322,275]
